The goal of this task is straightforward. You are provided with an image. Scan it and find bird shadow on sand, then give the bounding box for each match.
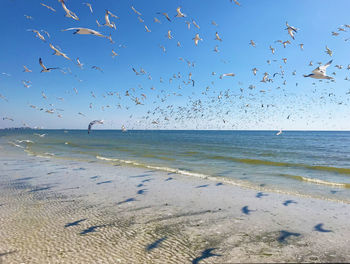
[117,197,137,205]
[142,178,153,183]
[216,182,223,186]
[90,176,99,179]
[146,237,167,251]
[165,177,173,181]
[192,248,222,264]
[80,225,106,235]
[96,180,112,185]
[129,174,151,178]
[277,230,301,243]
[256,192,268,198]
[241,206,255,215]
[137,189,147,195]
[65,218,87,228]
[15,177,35,181]
[314,223,332,233]
[195,184,209,188]
[283,200,297,206]
[28,186,52,193]
[0,250,17,258]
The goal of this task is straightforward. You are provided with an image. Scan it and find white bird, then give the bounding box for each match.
[58,0,79,20]
[40,3,56,12]
[104,10,116,29]
[131,6,142,16]
[220,73,235,79]
[304,60,333,79]
[111,50,118,58]
[23,66,32,72]
[276,129,282,136]
[192,20,200,29]
[175,7,186,18]
[39,58,59,73]
[49,44,70,60]
[215,32,222,41]
[88,120,104,134]
[83,3,93,13]
[285,22,298,39]
[167,30,173,39]
[250,40,256,47]
[34,133,46,137]
[27,29,46,42]
[76,58,83,68]
[145,25,151,32]
[193,34,202,46]
[62,27,106,37]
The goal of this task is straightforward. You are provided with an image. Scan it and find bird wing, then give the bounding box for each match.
[39,58,46,70]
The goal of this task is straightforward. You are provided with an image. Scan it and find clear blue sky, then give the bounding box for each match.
[1,0,350,130]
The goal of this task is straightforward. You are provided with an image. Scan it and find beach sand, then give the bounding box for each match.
[0,145,350,263]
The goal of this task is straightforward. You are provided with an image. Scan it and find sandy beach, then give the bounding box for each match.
[1,144,350,263]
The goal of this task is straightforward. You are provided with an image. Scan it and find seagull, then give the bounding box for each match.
[39,58,59,73]
[40,3,56,12]
[157,12,171,22]
[23,66,32,72]
[231,0,241,6]
[269,45,275,54]
[111,50,118,58]
[88,120,103,134]
[175,7,186,18]
[27,29,46,42]
[145,25,151,32]
[213,45,219,52]
[325,46,333,56]
[62,28,105,37]
[249,40,256,47]
[285,22,298,39]
[299,43,304,50]
[154,17,161,23]
[193,34,202,46]
[220,73,235,79]
[83,3,93,13]
[212,20,218,26]
[91,66,103,72]
[76,58,83,68]
[104,10,116,29]
[58,0,79,20]
[276,129,282,136]
[282,58,287,64]
[131,6,142,16]
[252,68,258,76]
[304,60,333,79]
[192,20,200,29]
[49,44,70,60]
[167,30,173,39]
[24,15,33,20]
[215,32,222,41]
[34,133,46,137]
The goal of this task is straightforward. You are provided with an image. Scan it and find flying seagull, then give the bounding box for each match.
[49,44,70,60]
[23,65,32,72]
[193,34,202,46]
[39,58,59,73]
[40,3,56,12]
[58,0,79,20]
[131,6,142,16]
[157,12,171,22]
[175,7,186,18]
[27,29,46,42]
[83,3,93,13]
[285,22,298,39]
[62,27,106,37]
[88,120,104,134]
[304,60,333,79]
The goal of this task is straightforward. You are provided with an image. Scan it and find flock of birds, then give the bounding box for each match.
[1,0,350,132]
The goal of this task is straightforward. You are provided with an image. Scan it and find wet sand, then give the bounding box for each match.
[0,145,350,263]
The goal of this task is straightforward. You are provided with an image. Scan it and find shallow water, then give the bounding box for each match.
[2,129,350,202]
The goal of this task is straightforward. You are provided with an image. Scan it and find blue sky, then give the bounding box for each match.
[1,0,350,130]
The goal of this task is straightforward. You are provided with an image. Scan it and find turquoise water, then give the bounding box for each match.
[2,130,350,202]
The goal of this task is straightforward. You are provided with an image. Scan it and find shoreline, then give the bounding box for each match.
[1,146,350,263]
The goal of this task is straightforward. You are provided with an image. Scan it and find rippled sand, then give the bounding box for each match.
[1,146,350,263]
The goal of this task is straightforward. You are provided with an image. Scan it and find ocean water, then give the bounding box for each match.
[2,130,350,202]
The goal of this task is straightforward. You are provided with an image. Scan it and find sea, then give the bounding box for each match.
[2,130,350,203]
